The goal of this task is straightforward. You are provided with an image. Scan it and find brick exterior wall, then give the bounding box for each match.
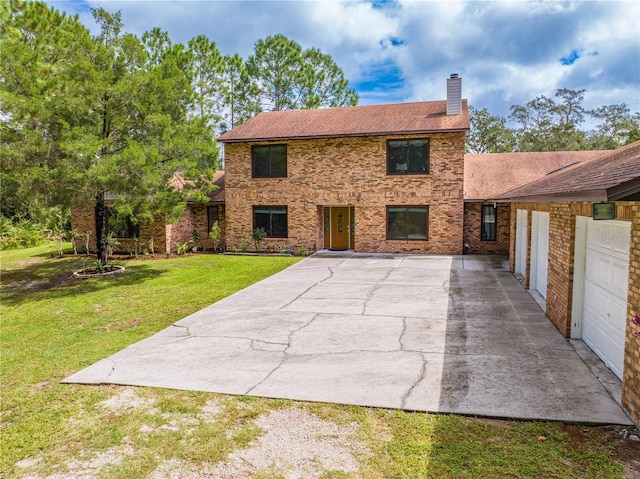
[547,203,575,336]
[166,204,225,252]
[509,201,640,425]
[71,202,169,254]
[71,202,224,254]
[463,203,510,254]
[623,204,640,424]
[224,133,466,254]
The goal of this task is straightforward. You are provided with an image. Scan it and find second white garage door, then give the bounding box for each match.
[531,211,550,299]
[582,219,631,379]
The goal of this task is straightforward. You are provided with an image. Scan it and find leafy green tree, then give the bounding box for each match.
[217,53,261,132]
[508,88,639,151]
[141,27,171,66]
[552,88,587,126]
[186,34,224,126]
[247,34,305,111]
[300,48,358,108]
[1,2,218,264]
[466,106,516,153]
[509,88,587,151]
[587,104,640,149]
[247,34,357,111]
[88,9,218,264]
[0,0,93,221]
[510,95,557,151]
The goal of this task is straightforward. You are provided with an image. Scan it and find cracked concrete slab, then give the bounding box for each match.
[249,351,426,409]
[63,254,632,425]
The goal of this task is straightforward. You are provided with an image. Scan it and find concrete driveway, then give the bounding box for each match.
[64,254,631,424]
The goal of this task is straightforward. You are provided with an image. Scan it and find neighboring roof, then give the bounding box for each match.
[179,170,225,204]
[464,150,607,201]
[494,141,640,202]
[207,170,225,203]
[217,100,469,143]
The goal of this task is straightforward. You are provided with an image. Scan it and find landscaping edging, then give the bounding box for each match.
[73,265,126,278]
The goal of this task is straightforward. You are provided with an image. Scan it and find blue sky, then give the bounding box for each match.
[47,0,639,125]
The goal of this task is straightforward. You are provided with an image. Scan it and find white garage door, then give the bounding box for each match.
[515,209,528,277]
[582,219,631,379]
[531,211,550,298]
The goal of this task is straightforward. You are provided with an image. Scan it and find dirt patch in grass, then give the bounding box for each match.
[19,444,135,479]
[558,424,640,478]
[211,407,368,479]
[16,390,368,479]
[98,388,156,414]
[598,427,640,479]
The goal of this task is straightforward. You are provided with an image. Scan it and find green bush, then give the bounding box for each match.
[0,206,71,251]
[251,227,267,252]
[0,220,47,250]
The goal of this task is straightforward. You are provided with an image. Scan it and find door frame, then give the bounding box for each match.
[570,216,588,338]
[515,209,528,277]
[323,206,354,250]
[530,211,550,299]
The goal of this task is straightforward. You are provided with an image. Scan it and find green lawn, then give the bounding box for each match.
[1,245,636,478]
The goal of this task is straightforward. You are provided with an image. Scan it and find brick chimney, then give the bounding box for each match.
[446,74,462,115]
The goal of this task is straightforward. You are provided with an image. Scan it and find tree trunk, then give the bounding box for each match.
[95,191,108,265]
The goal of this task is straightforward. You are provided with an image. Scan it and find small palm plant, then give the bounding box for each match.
[209,223,221,252]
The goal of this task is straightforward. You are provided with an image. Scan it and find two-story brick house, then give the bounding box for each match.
[217,75,469,255]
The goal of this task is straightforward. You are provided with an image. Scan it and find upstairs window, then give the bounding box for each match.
[481,205,497,241]
[106,208,139,238]
[253,206,288,237]
[387,206,429,240]
[387,139,429,174]
[252,145,287,178]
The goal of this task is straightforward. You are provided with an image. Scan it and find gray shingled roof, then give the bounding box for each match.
[494,141,640,202]
[217,100,469,143]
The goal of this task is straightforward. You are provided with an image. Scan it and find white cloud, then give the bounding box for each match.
[46,0,640,119]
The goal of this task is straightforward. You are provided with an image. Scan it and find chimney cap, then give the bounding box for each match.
[450,73,459,79]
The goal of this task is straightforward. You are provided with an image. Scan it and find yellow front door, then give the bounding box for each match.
[325,207,351,250]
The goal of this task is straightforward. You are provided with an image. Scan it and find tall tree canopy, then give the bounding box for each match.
[0,0,93,219]
[217,53,261,133]
[186,34,224,126]
[467,88,640,153]
[247,34,358,111]
[466,106,516,154]
[1,1,218,262]
[509,88,588,151]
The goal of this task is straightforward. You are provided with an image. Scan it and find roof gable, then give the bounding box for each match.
[217,100,469,143]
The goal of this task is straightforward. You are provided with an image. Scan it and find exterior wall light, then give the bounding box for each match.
[592,202,616,220]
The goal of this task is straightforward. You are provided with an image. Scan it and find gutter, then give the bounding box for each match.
[607,177,640,200]
[492,190,609,203]
[217,128,470,143]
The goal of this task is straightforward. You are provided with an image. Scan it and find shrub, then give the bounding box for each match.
[251,227,267,252]
[175,241,192,255]
[191,228,201,251]
[0,219,46,250]
[209,223,221,252]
